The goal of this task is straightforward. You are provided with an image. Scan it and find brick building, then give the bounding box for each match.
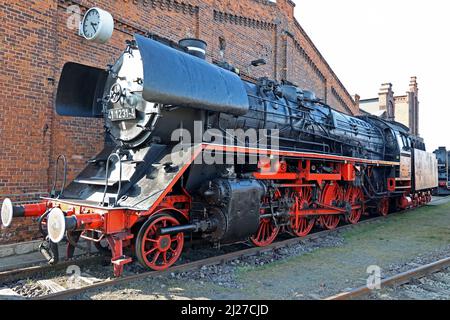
[0,0,359,244]
[359,77,420,136]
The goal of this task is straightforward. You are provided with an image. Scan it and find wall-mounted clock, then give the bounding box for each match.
[79,7,114,44]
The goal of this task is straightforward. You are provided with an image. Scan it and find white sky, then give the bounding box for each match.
[293,0,450,151]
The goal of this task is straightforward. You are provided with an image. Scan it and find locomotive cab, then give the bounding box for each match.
[390,125,438,202]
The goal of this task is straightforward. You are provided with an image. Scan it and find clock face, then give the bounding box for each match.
[79,7,114,44]
[82,9,101,39]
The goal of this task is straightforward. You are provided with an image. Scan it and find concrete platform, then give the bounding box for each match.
[0,240,41,259]
[0,240,99,272]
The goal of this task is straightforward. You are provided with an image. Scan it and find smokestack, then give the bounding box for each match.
[179,38,207,60]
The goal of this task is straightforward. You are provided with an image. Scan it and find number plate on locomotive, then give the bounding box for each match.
[108,107,136,122]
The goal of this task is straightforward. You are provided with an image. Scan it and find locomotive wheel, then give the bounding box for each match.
[378,198,390,217]
[289,187,315,237]
[319,183,341,230]
[319,215,340,230]
[421,193,429,205]
[345,186,364,224]
[250,189,281,247]
[412,194,419,208]
[250,217,280,247]
[136,213,184,271]
[421,194,427,205]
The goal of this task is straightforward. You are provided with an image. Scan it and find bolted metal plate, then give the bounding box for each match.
[1,198,13,227]
[47,208,66,243]
[414,149,439,191]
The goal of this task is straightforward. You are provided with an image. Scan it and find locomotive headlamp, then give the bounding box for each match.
[80,7,114,44]
[1,198,13,228]
[47,208,66,243]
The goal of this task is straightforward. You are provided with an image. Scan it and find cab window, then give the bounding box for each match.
[396,132,411,152]
[404,136,411,149]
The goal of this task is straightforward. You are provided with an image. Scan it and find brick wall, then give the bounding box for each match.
[0,0,358,244]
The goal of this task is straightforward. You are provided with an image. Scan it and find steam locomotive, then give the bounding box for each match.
[1,34,438,276]
[433,147,450,195]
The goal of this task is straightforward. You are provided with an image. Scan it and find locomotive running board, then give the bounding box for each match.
[122,143,399,212]
[46,143,400,214]
[201,144,400,167]
[122,143,399,211]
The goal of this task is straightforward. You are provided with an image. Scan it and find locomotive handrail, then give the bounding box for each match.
[236,107,334,153]
[262,129,331,154]
[50,155,67,199]
[100,153,123,207]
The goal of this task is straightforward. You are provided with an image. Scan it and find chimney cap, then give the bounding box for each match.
[179,38,208,60]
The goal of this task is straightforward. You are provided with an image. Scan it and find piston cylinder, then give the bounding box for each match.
[201,179,266,243]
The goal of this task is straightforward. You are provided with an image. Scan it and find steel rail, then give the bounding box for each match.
[3,197,446,300]
[325,256,450,300]
[0,215,380,289]
[34,213,404,300]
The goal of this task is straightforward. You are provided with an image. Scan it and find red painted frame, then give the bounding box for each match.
[14,144,404,276]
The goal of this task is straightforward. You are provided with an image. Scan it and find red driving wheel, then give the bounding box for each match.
[319,183,342,230]
[250,217,280,247]
[250,190,281,247]
[136,213,184,271]
[345,186,364,224]
[289,187,316,237]
[378,198,390,217]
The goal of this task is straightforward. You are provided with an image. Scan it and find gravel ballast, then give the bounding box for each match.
[75,199,450,300]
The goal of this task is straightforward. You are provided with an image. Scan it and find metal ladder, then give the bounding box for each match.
[100,153,123,207]
[50,155,67,199]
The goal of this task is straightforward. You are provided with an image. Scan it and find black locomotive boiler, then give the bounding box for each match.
[1,35,438,276]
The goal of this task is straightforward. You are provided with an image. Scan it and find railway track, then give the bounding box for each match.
[36,214,414,299]
[326,257,450,300]
[0,197,447,300]
[34,225,370,300]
